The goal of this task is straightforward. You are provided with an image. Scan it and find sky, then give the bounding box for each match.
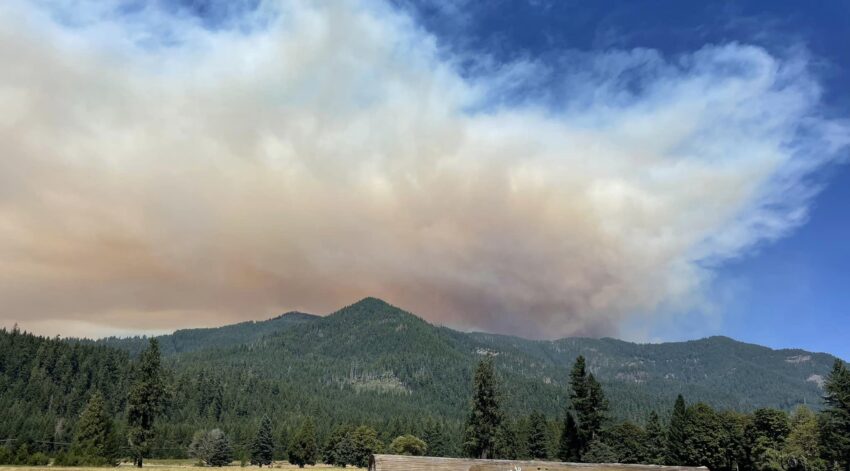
[0,0,848,358]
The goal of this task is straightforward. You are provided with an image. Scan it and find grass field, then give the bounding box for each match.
[0,459,364,471]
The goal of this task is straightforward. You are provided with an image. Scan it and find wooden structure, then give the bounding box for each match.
[369,454,709,471]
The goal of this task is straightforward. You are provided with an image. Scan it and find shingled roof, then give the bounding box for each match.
[369,454,709,471]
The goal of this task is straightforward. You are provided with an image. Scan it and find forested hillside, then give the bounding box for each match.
[102,297,834,420]
[0,298,840,464]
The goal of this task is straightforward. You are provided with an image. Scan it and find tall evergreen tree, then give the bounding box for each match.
[323,424,354,466]
[422,418,448,457]
[568,356,608,459]
[494,421,519,460]
[821,359,850,471]
[558,412,581,462]
[527,412,549,460]
[127,339,166,467]
[73,391,119,465]
[250,415,275,467]
[666,394,689,465]
[644,411,666,465]
[463,359,502,459]
[288,418,318,468]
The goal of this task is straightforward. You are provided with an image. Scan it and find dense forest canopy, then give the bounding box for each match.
[1,298,847,470]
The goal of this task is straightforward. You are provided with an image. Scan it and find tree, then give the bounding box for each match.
[494,421,519,460]
[288,419,318,468]
[527,412,549,460]
[645,411,666,465]
[569,356,608,459]
[746,408,790,471]
[558,412,581,462]
[666,394,689,465]
[583,439,617,463]
[127,339,166,467]
[73,391,120,465]
[350,425,383,468]
[683,403,727,470]
[389,434,427,456]
[605,421,647,464]
[422,419,448,457]
[821,359,850,471]
[251,415,275,467]
[463,359,503,459]
[324,425,354,467]
[783,406,825,471]
[189,429,234,467]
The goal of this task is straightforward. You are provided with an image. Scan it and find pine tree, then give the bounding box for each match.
[288,418,318,468]
[558,412,580,462]
[666,394,688,466]
[583,374,609,443]
[73,391,119,465]
[422,418,447,457]
[527,412,549,460]
[127,339,167,468]
[821,359,850,471]
[568,356,608,459]
[189,429,234,467]
[463,359,502,459]
[250,415,275,467]
[494,421,519,460]
[644,411,666,465]
[323,424,354,466]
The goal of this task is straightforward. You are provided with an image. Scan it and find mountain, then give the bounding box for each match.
[100,297,835,420]
[2,297,840,456]
[92,311,319,356]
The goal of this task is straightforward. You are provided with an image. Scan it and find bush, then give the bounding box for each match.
[389,435,427,456]
[0,446,12,465]
[26,452,50,466]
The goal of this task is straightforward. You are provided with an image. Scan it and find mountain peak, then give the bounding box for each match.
[350,297,393,309]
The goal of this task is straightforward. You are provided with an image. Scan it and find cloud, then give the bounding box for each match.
[0,0,847,339]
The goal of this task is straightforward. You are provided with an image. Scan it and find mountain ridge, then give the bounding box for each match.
[87,297,837,422]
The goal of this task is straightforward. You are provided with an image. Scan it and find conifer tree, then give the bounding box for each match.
[568,356,609,458]
[189,429,233,467]
[645,411,666,465]
[288,418,318,468]
[422,419,447,457]
[73,391,119,465]
[666,394,689,466]
[494,421,519,460]
[558,412,581,462]
[821,359,850,471]
[250,415,275,467]
[527,412,549,460]
[127,339,166,467]
[323,424,354,466]
[463,359,502,459]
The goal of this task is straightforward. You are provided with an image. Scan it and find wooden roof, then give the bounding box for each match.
[370,455,708,471]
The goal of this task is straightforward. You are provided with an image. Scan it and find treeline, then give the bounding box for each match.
[2,326,849,470]
[460,355,850,471]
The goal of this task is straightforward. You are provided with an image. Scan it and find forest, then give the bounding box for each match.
[1,320,849,470]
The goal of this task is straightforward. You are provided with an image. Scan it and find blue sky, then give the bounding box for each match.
[1,0,847,357]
